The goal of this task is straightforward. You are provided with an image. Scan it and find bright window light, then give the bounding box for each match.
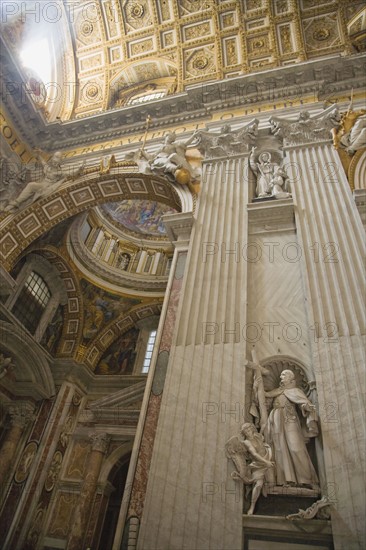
[142,330,157,373]
[128,92,166,105]
[20,38,52,84]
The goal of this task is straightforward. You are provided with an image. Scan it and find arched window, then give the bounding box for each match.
[6,254,67,342]
[11,271,51,334]
[127,91,166,105]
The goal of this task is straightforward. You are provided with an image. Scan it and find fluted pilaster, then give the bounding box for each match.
[138,154,250,550]
[286,140,365,550]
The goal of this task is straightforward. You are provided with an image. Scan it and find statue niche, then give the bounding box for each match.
[249,148,291,201]
[226,355,321,517]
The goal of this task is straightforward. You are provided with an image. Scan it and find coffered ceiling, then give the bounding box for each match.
[1,0,363,123]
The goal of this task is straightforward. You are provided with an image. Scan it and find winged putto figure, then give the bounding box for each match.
[225,422,274,515]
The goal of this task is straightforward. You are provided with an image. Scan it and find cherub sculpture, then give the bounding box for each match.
[225,422,274,515]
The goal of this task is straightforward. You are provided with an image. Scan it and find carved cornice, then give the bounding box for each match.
[162,212,194,245]
[1,50,365,152]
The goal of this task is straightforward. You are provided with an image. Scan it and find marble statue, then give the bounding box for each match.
[269,166,292,199]
[263,369,319,489]
[148,131,199,181]
[226,422,274,515]
[126,131,200,184]
[0,155,27,210]
[339,112,366,154]
[5,151,85,212]
[118,253,130,270]
[250,148,279,198]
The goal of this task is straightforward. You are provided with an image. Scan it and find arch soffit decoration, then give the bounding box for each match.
[0,321,55,399]
[108,58,177,108]
[84,303,163,370]
[99,442,133,485]
[0,172,183,270]
[20,246,85,358]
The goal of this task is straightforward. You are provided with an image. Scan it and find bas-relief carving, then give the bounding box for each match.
[269,105,341,146]
[45,451,63,492]
[226,356,320,516]
[14,441,38,483]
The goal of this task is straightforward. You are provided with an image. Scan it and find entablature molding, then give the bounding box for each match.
[1,51,365,153]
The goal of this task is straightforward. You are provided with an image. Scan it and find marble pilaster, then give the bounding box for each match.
[284,136,365,550]
[137,131,253,549]
[67,433,110,550]
[0,403,34,485]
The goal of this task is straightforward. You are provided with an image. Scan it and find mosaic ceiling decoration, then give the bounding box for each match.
[102,200,177,237]
[1,0,363,121]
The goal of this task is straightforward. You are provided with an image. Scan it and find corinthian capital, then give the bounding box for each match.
[195,118,259,158]
[89,433,111,454]
[270,105,341,147]
[9,402,35,429]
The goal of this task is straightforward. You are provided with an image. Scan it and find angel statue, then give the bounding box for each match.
[5,151,85,212]
[126,130,200,185]
[225,422,274,515]
[269,166,292,199]
[339,112,366,154]
[149,131,200,183]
